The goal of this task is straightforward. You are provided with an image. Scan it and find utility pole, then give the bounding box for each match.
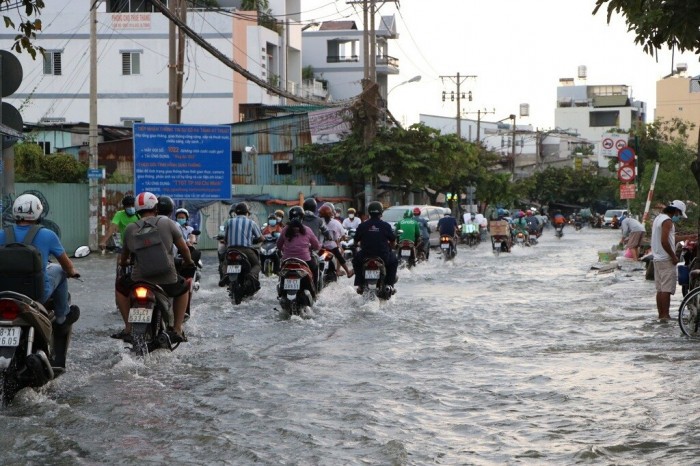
[88,0,98,250]
[463,108,495,143]
[168,0,186,123]
[510,114,517,178]
[440,73,476,138]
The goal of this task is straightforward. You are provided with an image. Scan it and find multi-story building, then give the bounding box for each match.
[554,75,646,168]
[0,0,305,127]
[656,63,700,144]
[301,16,399,102]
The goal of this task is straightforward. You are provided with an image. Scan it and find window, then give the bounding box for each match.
[326,39,359,63]
[121,51,141,75]
[120,117,144,127]
[43,51,62,76]
[37,141,51,155]
[589,111,619,127]
[232,150,242,164]
[274,162,292,175]
[107,0,167,13]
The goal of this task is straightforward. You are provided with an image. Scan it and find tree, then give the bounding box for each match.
[3,0,45,59]
[14,142,87,182]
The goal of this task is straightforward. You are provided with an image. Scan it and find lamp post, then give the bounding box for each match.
[496,114,517,178]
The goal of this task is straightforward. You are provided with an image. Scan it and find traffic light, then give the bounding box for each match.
[0,50,23,149]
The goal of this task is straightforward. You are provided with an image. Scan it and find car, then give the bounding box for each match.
[603,209,628,227]
[381,205,444,246]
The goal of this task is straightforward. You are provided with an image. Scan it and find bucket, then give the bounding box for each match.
[678,264,690,286]
[598,250,614,262]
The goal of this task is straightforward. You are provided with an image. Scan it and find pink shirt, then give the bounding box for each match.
[277,226,320,261]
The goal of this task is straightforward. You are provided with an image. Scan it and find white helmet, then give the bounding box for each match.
[175,208,189,219]
[13,194,43,221]
[135,192,159,212]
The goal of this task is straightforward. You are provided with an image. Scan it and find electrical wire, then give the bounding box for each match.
[394,5,440,77]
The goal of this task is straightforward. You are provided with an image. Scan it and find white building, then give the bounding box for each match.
[301,16,399,102]
[554,78,646,167]
[0,0,305,126]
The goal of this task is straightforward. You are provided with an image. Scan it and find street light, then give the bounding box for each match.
[497,114,517,178]
[388,75,421,96]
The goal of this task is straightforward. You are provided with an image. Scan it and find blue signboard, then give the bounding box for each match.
[87,168,104,179]
[133,123,232,200]
[617,146,635,163]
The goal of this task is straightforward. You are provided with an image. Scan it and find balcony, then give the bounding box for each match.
[376,55,399,74]
[327,55,359,63]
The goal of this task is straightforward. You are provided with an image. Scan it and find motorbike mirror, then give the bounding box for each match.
[192,229,201,236]
[262,223,268,228]
[73,245,91,258]
[397,229,404,234]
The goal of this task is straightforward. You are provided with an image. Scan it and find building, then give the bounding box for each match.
[301,16,399,102]
[554,76,646,168]
[655,63,700,144]
[0,0,306,126]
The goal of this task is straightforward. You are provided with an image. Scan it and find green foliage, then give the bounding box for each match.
[593,0,700,56]
[519,166,617,208]
[3,0,45,59]
[302,65,314,81]
[14,142,87,182]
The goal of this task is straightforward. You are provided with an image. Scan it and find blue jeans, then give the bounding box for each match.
[45,263,69,321]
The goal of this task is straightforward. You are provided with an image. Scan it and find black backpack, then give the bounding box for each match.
[0,225,45,301]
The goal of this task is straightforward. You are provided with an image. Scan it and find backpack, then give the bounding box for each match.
[131,217,172,278]
[0,225,45,301]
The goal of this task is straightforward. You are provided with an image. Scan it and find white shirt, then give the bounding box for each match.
[651,213,674,261]
[323,218,345,249]
[342,216,361,230]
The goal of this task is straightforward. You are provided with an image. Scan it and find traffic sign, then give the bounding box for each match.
[617,146,635,163]
[620,183,636,199]
[87,168,104,180]
[615,139,627,150]
[602,138,614,150]
[618,165,635,182]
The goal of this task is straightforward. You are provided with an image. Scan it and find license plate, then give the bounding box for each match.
[365,269,380,280]
[284,279,300,290]
[401,249,412,257]
[128,307,153,323]
[441,243,450,249]
[494,242,501,248]
[227,264,241,274]
[0,327,20,347]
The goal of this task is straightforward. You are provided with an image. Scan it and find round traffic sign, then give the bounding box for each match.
[602,138,614,150]
[618,146,635,162]
[618,165,635,182]
[615,139,627,150]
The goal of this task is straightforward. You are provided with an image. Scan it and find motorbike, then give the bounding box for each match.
[397,239,418,269]
[357,257,394,300]
[554,225,564,239]
[679,240,698,296]
[460,223,480,248]
[260,233,281,277]
[489,220,511,256]
[440,235,457,260]
[513,231,529,247]
[340,229,356,261]
[223,247,260,305]
[527,229,539,246]
[125,272,190,356]
[318,248,339,287]
[277,258,318,316]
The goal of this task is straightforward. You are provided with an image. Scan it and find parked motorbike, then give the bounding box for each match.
[357,257,394,300]
[397,239,417,269]
[277,258,318,316]
[223,247,259,305]
[440,235,457,260]
[260,233,281,277]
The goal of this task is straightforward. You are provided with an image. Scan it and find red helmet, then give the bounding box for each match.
[318,204,333,219]
[412,207,421,215]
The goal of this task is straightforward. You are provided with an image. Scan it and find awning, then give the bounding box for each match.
[593,95,629,107]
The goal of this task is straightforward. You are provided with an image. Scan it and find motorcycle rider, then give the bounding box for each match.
[318,204,354,278]
[438,210,459,247]
[512,211,530,241]
[342,207,361,230]
[175,207,202,267]
[157,195,175,218]
[262,213,284,237]
[552,211,566,230]
[0,194,80,326]
[99,194,140,251]
[396,210,421,260]
[274,209,286,226]
[277,206,322,294]
[115,192,194,342]
[220,202,263,289]
[524,210,540,237]
[352,201,398,294]
[412,207,431,259]
[302,197,330,242]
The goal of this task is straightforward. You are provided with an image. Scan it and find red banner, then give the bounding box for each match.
[620,183,636,200]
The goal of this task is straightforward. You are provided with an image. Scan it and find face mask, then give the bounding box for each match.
[672,215,681,223]
[125,207,136,216]
[269,219,277,226]
[348,214,354,219]
[177,218,187,226]
[276,216,283,223]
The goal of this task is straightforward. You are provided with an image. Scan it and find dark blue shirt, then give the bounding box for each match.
[355,218,395,257]
[438,216,459,235]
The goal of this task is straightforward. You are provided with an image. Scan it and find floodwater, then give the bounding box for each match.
[0,226,698,465]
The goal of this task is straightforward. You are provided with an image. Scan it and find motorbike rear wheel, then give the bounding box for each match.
[1,366,20,406]
[679,286,700,338]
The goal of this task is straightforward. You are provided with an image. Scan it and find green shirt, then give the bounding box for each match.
[396,218,420,243]
[111,210,140,242]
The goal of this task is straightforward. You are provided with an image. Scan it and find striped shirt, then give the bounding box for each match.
[224,216,262,248]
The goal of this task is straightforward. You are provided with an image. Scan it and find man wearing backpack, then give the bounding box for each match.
[114,192,194,343]
[0,194,80,326]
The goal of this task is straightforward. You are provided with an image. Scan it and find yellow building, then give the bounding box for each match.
[655,64,700,144]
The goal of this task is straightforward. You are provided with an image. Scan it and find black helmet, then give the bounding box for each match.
[157,196,174,216]
[303,198,317,213]
[234,202,249,216]
[121,195,135,208]
[288,206,304,224]
[367,201,383,217]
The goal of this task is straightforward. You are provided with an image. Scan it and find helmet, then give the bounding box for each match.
[156,195,174,216]
[175,208,189,219]
[412,207,421,215]
[367,201,383,217]
[288,206,304,225]
[274,209,285,218]
[347,207,356,215]
[404,210,412,219]
[303,198,317,213]
[136,192,160,212]
[234,202,249,216]
[526,210,532,216]
[322,202,335,213]
[268,213,276,220]
[13,194,43,221]
[121,195,135,208]
[319,204,333,219]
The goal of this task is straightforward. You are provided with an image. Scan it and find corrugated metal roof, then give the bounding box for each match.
[319,21,357,30]
[230,113,311,153]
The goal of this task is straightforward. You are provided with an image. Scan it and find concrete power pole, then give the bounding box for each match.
[88,0,99,250]
[440,73,476,139]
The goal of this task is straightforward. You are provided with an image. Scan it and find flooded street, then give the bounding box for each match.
[0,226,698,465]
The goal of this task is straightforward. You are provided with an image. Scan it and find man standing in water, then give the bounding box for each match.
[651,200,687,319]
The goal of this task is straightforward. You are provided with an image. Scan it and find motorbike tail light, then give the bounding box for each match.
[366,260,379,269]
[227,251,241,262]
[0,300,20,321]
[401,240,412,247]
[441,236,451,242]
[132,286,155,303]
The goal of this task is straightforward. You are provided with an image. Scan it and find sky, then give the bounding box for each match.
[300,0,699,131]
